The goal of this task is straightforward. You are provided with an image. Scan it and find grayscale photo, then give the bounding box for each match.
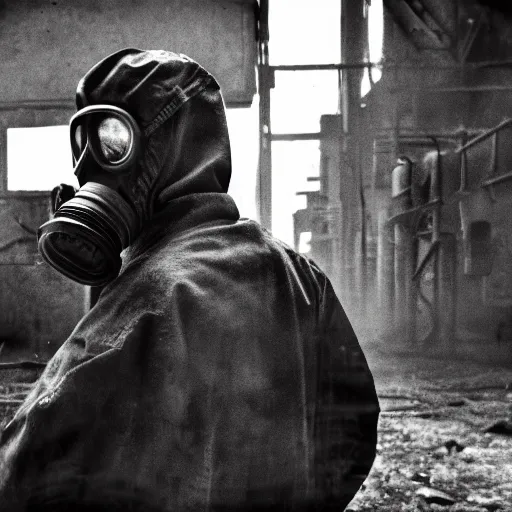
[0,0,510,510]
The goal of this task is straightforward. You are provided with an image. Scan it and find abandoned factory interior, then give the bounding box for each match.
[0,0,511,510]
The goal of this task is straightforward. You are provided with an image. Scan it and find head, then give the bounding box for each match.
[38,49,232,286]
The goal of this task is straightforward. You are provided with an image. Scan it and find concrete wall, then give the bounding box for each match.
[0,195,87,359]
[0,0,257,106]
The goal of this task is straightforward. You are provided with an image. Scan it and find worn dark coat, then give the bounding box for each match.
[0,50,379,511]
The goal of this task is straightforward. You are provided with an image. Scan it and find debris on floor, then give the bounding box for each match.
[346,347,512,511]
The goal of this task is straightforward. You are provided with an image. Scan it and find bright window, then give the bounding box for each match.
[7,126,77,191]
[368,0,384,71]
[298,231,312,254]
[271,70,339,134]
[272,140,321,247]
[6,113,259,221]
[268,1,342,246]
[226,103,259,220]
[268,0,341,65]
[362,0,384,97]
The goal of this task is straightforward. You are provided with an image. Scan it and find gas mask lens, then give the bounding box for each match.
[98,117,132,163]
[70,105,141,174]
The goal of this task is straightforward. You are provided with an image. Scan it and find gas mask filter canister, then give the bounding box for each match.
[38,105,142,286]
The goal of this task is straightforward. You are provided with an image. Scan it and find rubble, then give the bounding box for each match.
[444,440,466,453]
[345,349,512,510]
[433,446,449,459]
[411,472,431,485]
[415,486,457,505]
[447,399,466,407]
[484,420,512,436]
[466,494,506,510]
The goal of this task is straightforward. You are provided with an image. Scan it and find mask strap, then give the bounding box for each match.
[143,75,213,137]
[73,141,90,181]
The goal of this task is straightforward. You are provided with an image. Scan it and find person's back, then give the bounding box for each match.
[0,49,379,511]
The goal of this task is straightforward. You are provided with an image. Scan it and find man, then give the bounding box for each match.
[0,49,379,511]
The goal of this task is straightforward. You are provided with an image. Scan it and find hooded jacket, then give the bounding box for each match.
[0,50,379,511]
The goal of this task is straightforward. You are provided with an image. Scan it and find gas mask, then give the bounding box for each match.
[37,104,142,286]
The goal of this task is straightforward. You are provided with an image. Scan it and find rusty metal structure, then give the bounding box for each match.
[257,0,512,353]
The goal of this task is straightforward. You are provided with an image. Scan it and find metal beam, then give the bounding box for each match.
[384,0,451,50]
[457,118,512,152]
[272,60,512,72]
[271,133,321,141]
[271,63,376,71]
[257,0,272,231]
[0,99,74,111]
[392,85,512,93]
[482,171,512,188]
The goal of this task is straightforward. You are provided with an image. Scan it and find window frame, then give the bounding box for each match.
[0,100,74,198]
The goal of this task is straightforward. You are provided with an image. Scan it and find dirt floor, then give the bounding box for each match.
[348,344,512,511]
[0,345,511,511]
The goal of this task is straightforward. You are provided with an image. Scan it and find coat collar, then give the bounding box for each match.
[120,192,240,271]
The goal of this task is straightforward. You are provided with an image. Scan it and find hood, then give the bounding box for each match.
[77,48,233,222]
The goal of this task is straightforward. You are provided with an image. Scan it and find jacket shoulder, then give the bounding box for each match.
[243,220,328,307]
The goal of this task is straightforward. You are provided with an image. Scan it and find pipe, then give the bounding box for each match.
[482,170,512,187]
[271,133,321,141]
[392,85,512,93]
[377,130,484,139]
[377,209,395,327]
[458,131,469,194]
[429,137,442,346]
[387,198,441,226]
[412,240,440,281]
[272,60,512,72]
[271,63,376,71]
[392,159,415,342]
[257,0,272,231]
[456,118,512,153]
[445,233,458,344]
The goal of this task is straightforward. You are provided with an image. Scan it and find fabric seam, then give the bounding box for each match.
[143,75,213,137]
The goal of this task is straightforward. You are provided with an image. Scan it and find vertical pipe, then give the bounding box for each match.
[0,127,7,193]
[359,161,368,318]
[392,158,414,341]
[340,0,349,136]
[445,233,458,343]
[377,208,394,325]
[257,0,272,231]
[409,235,418,343]
[340,0,365,315]
[455,0,460,63]
[459,131,468,193]
[430,138,442,344]
[373,138,396,324]
[340,0,351,308]
[490,131,498,177]
[391,74,401,333]
[394,222,414,340]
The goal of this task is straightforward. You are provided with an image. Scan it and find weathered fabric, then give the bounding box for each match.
[0,50,379,511]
